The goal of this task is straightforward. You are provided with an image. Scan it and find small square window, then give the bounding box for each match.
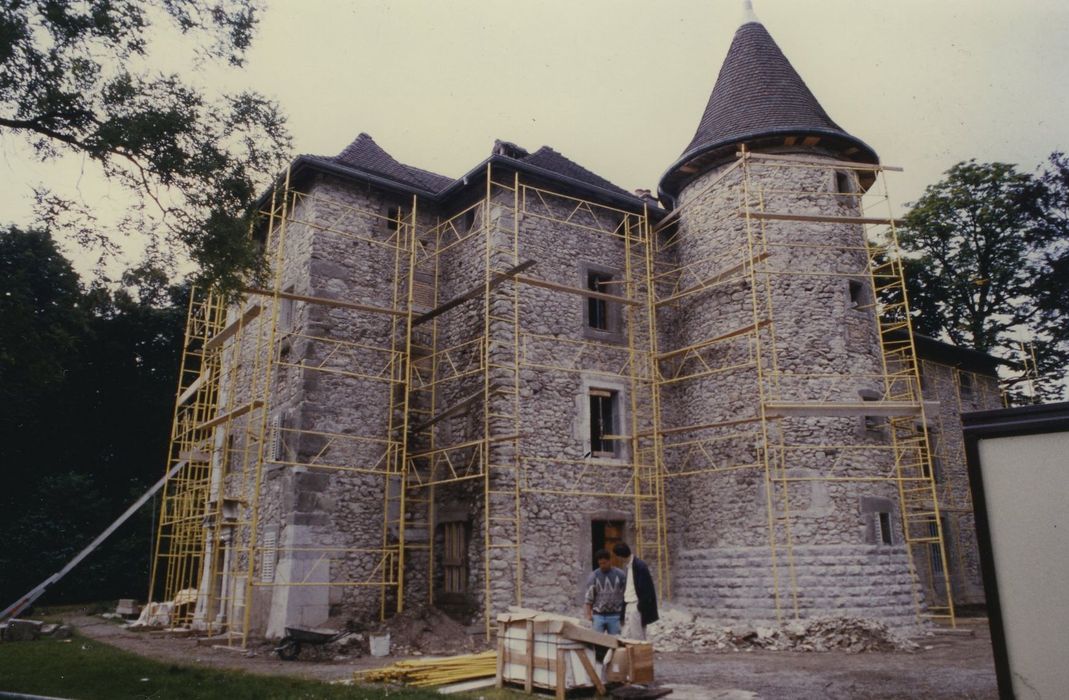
[589,389,619,458]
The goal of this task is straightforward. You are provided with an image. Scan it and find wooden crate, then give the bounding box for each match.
[496,609,620,698]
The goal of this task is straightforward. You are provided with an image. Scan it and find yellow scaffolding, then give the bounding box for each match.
[154,149,951,638]
[151,170,415,644]
[149,290,226,625]
[402,165,666,635]
[650,151,956,627]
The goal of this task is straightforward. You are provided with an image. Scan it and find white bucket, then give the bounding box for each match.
[369,632,391,657]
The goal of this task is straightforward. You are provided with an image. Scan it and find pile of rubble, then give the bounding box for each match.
[650,608,918,653]
[371,605,482,656]
[0,619,73,642]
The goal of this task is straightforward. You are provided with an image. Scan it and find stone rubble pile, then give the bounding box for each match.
[0,619,73,642]
[650,607,919,654]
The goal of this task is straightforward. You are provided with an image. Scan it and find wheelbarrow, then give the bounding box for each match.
[275,626,348,660]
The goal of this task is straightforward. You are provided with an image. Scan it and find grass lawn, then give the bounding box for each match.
[0,633,473,700]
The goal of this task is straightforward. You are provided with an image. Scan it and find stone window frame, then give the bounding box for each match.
[573,509,632,603]
[579,262,625,344]
[576,375,629,462]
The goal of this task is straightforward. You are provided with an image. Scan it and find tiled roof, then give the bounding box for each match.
[310,134,637,203]
[327,133,453,193]
[515,146,632,197]
[659,19,877,199]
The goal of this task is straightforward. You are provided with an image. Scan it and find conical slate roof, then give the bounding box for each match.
[659,18,878,201]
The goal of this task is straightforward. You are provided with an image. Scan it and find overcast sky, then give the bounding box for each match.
[2,0,1067,277]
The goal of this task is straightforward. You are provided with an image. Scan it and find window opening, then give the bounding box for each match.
[929,521,944,575]
[386,206,400,231]
[589,388,617,457]
[835,170,854,196]
[878,512,894,545]
[587,271,612,331]
[958,371,974,398]
[848,279,865,309]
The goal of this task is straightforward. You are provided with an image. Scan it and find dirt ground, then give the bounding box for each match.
[70,614,997,698]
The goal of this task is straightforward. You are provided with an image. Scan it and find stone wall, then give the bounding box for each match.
[916,357,1002,607]
[661,154,918,625]
[200,155,995,635]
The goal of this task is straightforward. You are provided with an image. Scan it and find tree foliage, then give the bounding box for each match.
[898,157,1069,401]
[0,227,184,605]
[0,0,291,292]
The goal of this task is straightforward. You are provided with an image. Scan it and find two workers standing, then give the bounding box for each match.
[582,542,658,640]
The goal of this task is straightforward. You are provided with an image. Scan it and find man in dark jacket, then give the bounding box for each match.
[612,542,658,640]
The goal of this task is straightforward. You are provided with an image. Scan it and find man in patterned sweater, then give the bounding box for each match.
[583,548,626,636]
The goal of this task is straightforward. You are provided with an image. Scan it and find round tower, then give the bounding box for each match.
[657,5,925,628]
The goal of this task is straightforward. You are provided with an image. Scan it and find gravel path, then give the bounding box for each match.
[71,614,998,698]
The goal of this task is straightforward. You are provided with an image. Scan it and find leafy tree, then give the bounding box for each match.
[0,226,89,484]
[898,158,1068,401]
[0,0,292,292]
[0,229,185,606]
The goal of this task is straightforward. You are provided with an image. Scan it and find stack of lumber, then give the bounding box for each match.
[352,650,497,688]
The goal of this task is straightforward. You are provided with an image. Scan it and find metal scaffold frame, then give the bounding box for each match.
[153,149,952,639]
[150,168,415,645]
[149,291,227,624]
[649,151,956,627]
[151,162,669,642]
[403,164,668,635]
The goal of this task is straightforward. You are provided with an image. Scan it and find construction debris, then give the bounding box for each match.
[353,650,497,687]
[650,608,919,653]
[0,619,72,642]
[116,599,141,617]
[370,605,481,655]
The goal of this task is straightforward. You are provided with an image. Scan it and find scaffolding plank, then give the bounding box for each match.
[515,275,638,305]
[413,260,536,326]
[741,210,905,227]
[656,320,769,361]
[176,373,207,406]
[409,385,504,433]
[645,414,765,438]
[204,304,262,351]
[656,252,771,306]
[764,400,933,417]
[198,400,265,430]
[739,151,904,172]
[245,287,405,317]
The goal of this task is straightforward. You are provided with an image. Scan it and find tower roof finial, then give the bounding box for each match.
[742,0,760,25]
